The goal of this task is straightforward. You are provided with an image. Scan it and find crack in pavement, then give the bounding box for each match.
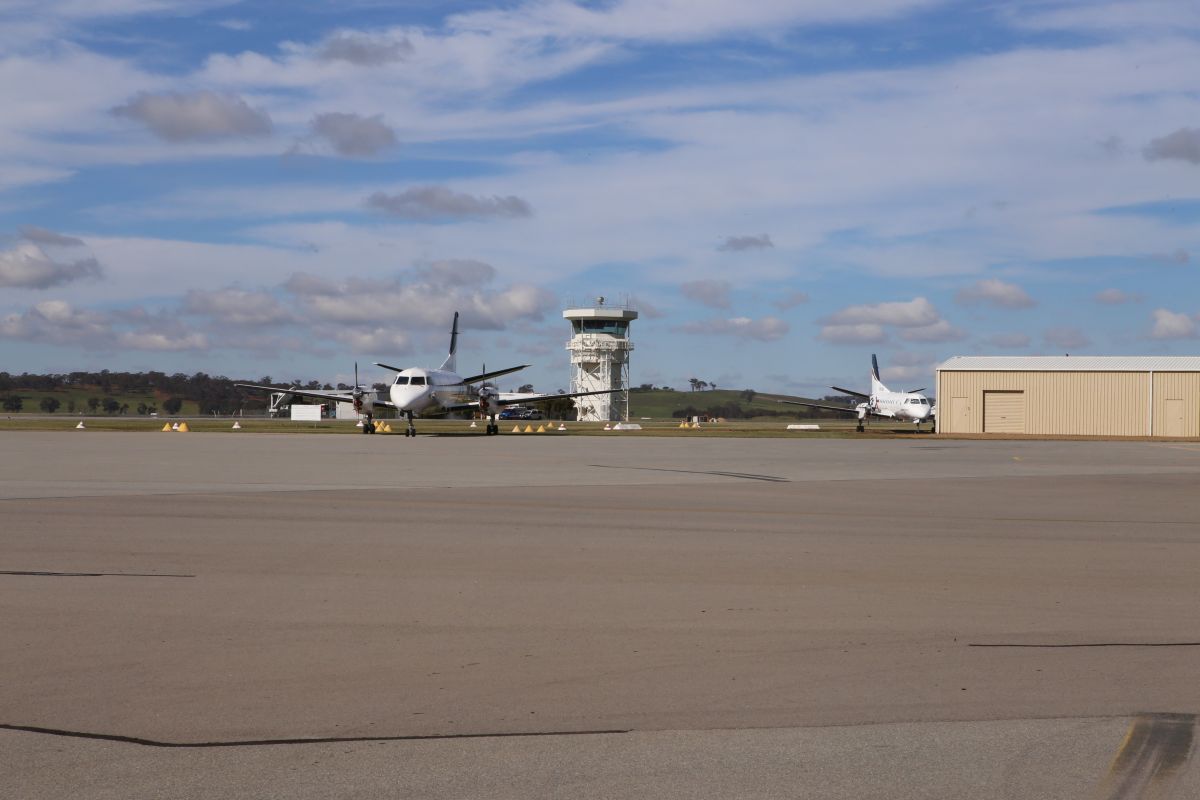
[0,723,630,748]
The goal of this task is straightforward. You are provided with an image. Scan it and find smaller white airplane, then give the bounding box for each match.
[778,354,934,431]
[237,312,618,436]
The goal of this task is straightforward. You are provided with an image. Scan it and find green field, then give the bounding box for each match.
[0,387,200,416]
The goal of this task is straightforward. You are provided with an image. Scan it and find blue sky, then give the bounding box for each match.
[1,0,1198,394]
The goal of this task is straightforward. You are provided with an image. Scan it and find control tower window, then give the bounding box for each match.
[574,320,628,337]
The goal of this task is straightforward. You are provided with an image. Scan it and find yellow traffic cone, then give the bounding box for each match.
[691,422,700,429]
[162,423,172,431]
[512,425,521,433]
[524,424,535,433]
[536,424,546,433]
[382,423,393,433]
[177,422,190,432]
[76,421,86,429]
[678,421,687,428]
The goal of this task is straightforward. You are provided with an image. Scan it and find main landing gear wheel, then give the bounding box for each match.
[361,420,376,434]
[404,412,416,437]
[485,422,499,435]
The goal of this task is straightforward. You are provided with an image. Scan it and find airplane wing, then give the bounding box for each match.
[459,365,530,385]
[234,383,397,409]
[439,387,620,413]
[777,399,863,415]
[776,399,894,418]
[830,385,870,399]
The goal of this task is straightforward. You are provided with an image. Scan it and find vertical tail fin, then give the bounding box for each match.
[870,354,889,394]
[439,312,459,372]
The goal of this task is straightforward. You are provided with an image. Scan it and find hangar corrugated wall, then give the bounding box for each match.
[936,357,1200,437]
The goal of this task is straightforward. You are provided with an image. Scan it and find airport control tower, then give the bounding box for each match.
[564,297,638,422]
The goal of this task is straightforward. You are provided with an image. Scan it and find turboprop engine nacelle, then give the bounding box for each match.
[352,389,375,416]
[477,385,499,416]
[855,402,869,421]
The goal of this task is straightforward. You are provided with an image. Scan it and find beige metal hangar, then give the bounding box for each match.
[936,356,1200,437]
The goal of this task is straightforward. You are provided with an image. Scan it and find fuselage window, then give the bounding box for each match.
[410,376,426,386]
[394,376,410,385]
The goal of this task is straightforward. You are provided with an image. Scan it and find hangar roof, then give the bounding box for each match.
[938,356,1200,372]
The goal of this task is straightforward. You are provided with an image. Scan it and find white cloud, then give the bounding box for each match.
[309,112,397,157]
[317,31,412,66]
[717,233,773,252]
[679,279,732,309]
[819,297,964,344]
[1043,327,1091,350]
[112,90,272,141]
[1144,128,1200,165]
[823,297,940,328]
[283,268,555,332]
[0,240,101,289]
[1150,309,1197,340]
[182,287,294,326]
[818,323,885,344]
[772,290,810,311]
[0,299,207,351]
[1094,288,1140,305]
[678,315,789,342]
[367,186,533,220]
[985,332,1032,348]
[954,278,1035,309]
[899,319,968,343]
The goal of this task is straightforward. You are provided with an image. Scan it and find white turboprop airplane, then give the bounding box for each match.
[236,312,617,436]
[778,354,934,432]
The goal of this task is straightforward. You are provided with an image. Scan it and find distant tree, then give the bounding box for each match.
[162,397,183,415]
[518,383,535,393]
[87,397,100,413]
[662,386,674,392]
[740,389,757,403]
[3,395,24,412]
[67,399,76,413]
[39,397,61,414]
[120,403,130,415]
[305,380,321,390]
[136,403,148,415]
[697,380,709,391]
[336,383,350,391]
[372,382,387,391]
[688,378,700,392]
[635,383,654,392]
[146,404,157,415]
[102,398,120,415]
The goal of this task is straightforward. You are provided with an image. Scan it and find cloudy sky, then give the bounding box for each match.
[1,0,1198,393]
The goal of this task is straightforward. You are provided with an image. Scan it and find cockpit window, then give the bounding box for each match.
[410,376,426,386]
[394,376,409,385]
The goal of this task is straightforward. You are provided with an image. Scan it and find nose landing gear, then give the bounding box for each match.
[404,411,417,437]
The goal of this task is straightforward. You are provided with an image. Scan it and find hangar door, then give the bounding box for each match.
[983,391,1025,433]
[1162,398,1185,437]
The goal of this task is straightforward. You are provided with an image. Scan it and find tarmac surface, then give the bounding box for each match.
[4,430,1200,798]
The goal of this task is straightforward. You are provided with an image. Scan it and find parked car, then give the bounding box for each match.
[519,408,543,420]
[498,407,526,420]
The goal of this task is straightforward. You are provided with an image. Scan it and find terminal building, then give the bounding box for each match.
[936,356,1200,437]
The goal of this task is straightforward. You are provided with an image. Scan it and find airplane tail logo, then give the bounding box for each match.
[870,353,889,395]
[439,311,459,373]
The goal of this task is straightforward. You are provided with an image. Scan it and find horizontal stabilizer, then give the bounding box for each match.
[374,362,407,373]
